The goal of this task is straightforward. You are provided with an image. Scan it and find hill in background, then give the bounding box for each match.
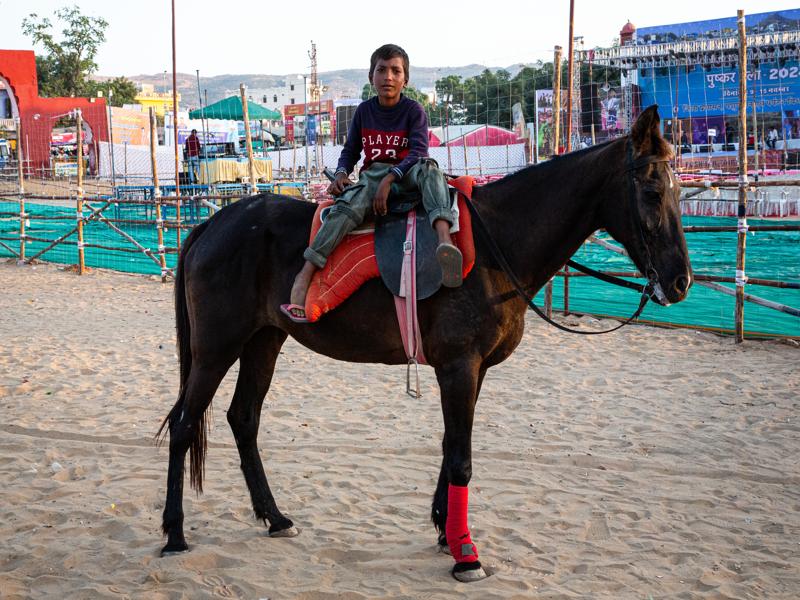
[121,63,532,108]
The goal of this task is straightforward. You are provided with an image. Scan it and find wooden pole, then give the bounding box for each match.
[171,0,181,254]
[149,107,167,283]
[566,0,575,152]
[752,101,759,178]
[544,276,553,319]
[240,83,257,193]
[16,117,26,262]
[445,103,453,172]
[589,55,596,146]
[735,9,748,344]
[553,46,563,156]
[782,108,788,171]
[564,9,575,313]
[547,45,563,316]
[76,109,85,275]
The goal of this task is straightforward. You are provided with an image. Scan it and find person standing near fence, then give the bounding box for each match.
[184,129,201,184]
[768,127,778,150]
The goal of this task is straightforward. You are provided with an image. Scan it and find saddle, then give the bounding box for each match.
[304,178,476,323]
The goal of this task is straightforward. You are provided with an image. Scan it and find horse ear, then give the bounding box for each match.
[631,105,661,155]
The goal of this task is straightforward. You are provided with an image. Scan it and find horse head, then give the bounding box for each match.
[603,105,693,306]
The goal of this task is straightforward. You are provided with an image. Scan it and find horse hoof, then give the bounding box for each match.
[160,541,189,556]
[437,544,452,555]
[269,526,299,538]
[452,562,487,582]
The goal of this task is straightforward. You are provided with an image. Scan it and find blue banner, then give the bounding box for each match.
[639,60,800,119]
[306,115,317,144]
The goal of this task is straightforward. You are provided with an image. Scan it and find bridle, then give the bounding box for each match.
[463,138,672,336]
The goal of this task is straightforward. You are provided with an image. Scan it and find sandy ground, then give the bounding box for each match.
[0,261,798,599]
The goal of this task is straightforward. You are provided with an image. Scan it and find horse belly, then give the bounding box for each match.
[287,281,410,365]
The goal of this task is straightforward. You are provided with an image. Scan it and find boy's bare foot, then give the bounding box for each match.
[290,263,316,304]
[284,262,317,320]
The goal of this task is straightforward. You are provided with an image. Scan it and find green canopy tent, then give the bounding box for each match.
[188,96,281,120]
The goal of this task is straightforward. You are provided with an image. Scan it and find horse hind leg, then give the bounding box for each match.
[226,326,296,537]
[160,359,234,555]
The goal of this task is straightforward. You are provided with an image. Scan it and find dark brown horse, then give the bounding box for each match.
[157,106,692,581]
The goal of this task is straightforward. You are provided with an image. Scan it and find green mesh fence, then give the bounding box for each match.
[537,218,800,337]
[0,199,201,274]
[1,200,798,337]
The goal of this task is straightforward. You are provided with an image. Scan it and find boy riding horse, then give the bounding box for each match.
[281,44,462,323]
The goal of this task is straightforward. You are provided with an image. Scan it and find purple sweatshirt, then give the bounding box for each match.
[336,95,429,180]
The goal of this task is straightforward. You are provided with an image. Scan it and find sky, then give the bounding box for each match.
[2,1,799,78]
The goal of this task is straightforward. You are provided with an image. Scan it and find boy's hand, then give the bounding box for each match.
[372,173,396,216]
[327,173,352,196]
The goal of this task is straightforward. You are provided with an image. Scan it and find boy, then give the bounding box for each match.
[282,43,461,323]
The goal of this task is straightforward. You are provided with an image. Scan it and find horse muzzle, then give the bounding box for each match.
[653,271,692,306]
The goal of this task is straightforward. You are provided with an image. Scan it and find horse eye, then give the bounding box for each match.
[643,189,662,204]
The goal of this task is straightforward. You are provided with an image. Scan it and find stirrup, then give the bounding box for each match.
[406,358,421,399]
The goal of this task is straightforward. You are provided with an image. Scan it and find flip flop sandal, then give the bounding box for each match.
[280,303,311,323]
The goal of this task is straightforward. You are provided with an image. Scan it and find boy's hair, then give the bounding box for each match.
[369,44,410,84]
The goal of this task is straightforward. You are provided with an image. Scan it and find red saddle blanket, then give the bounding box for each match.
[305,176,476,322]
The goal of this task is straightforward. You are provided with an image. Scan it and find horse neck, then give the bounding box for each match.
[473,140,624,292]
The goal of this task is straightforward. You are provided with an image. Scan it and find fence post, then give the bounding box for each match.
[240,84,257,194]
[16,117,26,262]
[544,276,553,319]
[553,45,563,156]
[149,107,167,282]
[76,109,86,275]
[107,100,117,191]
[545,45,563,316]
[566,0,575,152]
[735,9,748,343]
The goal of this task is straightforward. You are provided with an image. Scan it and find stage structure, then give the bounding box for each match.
[578,9,800,164]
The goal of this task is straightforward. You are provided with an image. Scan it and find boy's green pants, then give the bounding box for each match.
[303,158,454,269]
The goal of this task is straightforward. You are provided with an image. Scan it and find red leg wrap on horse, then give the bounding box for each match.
[446,484,479,563]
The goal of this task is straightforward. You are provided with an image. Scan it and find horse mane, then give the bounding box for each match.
[481,132,673,193]
[481,137,620,191]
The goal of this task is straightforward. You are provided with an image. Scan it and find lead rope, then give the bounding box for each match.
[463,197,653,335]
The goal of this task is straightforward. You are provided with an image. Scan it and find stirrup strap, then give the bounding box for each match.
[394,211,426,397]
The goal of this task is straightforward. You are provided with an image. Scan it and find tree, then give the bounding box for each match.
[427,60,623,131]
[402,86,430,106]
[88,77,138,107]
[361,83,375,101]
[22,5,109,97]
[361,82,431,110]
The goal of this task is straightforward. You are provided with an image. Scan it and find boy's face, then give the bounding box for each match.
[369,57,406,106]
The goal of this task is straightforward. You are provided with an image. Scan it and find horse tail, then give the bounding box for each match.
[156,220,211,492]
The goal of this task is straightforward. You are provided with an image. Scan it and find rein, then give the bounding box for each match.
[462,140,671,336]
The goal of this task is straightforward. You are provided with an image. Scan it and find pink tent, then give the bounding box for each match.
[428,124,523,147]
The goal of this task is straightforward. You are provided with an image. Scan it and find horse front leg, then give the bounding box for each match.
[435,361,487,582]
[227,326,296,537]
[432,367,486,550]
